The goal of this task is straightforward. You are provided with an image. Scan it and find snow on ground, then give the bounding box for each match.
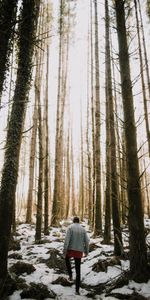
[8,219,150,300]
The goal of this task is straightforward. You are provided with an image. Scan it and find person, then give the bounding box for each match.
[63,216,89,295]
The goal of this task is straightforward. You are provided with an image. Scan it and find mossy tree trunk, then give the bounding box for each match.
[0,0,18,102]
[0,0,40,284]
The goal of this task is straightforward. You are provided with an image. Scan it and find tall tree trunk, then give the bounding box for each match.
[137,0,150,110]
[104,101,111,243]
[79,110,84,220]
[134,0,150,158]
[0,0,40,284]
[65,130,70,219]
[0,0,18,102]
[86,93,92,225]
[58,1,70,220]
[26,97,38,223]
[120,138,128,224]
[105,0,122,255]
[104,44,111,245]
[51,0,71,225]
[90,0,95,228]
[142,158,150,217]
[87,20,92,225]
[43,0,52,234]
[115,0,148,282]
[111,35,124,222]
[93,0,102,235]
[35,83,43,242]
[71,130,76,216]
[7,40,15,123]
[44,43,50,235]
[51,0,63,226]
[35,5,45,241]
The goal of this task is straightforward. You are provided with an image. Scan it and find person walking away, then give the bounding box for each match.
[63,216,89,295]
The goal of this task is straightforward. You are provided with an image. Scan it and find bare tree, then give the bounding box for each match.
[0,0,40,287]
[105,0,122,255]
[134,0,150,157]
[93,0,102,235]
[90,0,95,227]
[115,0,148,282]
[26,95,38,223]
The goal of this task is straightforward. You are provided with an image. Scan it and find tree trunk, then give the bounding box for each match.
[79,110,84,220]
[137,0,150,113]
[44,43,50,235]
[65,130,70,219]
[93,0,102,235]
[104,84,111,244]
[104,40,111,244]
[51,0,63,226]
[0,0,40,284]
[105,0,122,255]
[26,96,38,223]
[120,138,128,224]
[90,0,95,228]
[35,83,43,242]
[115,0,148,282]
[111,35,124,224]
[134,0,150,158]
[71,130,76,216]
[86,92,92,225]
[0,0,18,102]
[35,5,45,241]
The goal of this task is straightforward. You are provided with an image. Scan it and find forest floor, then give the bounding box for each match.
[5,219,150,300]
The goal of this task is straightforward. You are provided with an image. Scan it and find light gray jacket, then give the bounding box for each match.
[64,223,89,255]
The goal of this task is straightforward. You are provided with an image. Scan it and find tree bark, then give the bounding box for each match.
[105,0,122,255]
[90,0,95,228]
[0,0,40,283]
[44,43,50,235]
[115,0,148,282]
[93,0,102,235]
[51,0,63,226]
[134,0,150,158]
[137,0,150,112]
[0,0,18,102]
[35,83,43,242]
[26,96,38,223]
